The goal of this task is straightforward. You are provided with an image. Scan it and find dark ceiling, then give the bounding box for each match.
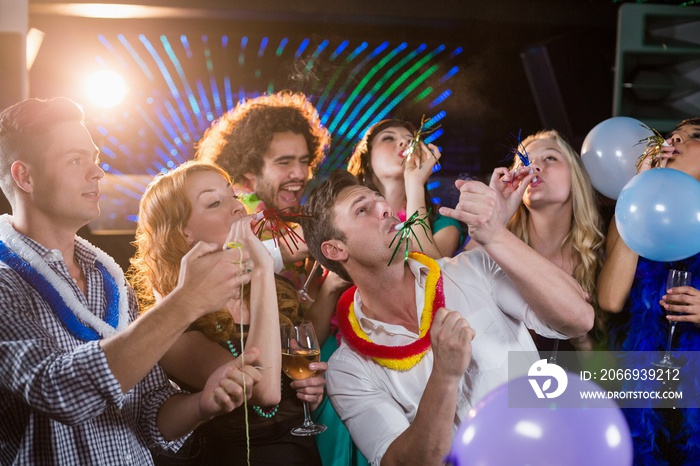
[27,0,622,167]
[29,0,620,27]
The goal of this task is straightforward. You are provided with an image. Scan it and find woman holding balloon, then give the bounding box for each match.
[598,117,700,465]
[598,118,700,324]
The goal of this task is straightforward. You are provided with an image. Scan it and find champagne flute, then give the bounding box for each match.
[653,269,692,368]
[281,321,326,436]
[547,339,568,371]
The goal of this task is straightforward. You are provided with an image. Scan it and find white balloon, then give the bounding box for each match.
[581,116,654,200]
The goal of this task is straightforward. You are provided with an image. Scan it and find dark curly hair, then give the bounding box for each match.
[195,91,330,183]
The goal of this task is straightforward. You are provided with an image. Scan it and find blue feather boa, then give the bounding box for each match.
[610,254,700,465]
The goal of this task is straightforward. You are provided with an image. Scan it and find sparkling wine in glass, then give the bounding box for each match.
[653,269,692,368]
[281,321,326,436]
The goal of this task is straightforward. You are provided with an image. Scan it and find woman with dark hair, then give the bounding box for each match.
[347,119,462,259]
[599,117,700,465]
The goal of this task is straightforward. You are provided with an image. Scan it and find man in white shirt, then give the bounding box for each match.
[300,171,593,466]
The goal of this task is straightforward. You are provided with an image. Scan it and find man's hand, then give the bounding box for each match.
[381,308,475,466]
[172,241,252,319]
[430,307,475,381]
[439,179,509,247]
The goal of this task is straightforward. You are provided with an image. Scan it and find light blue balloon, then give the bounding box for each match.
[581,116,653,200]
[615,168,700,262]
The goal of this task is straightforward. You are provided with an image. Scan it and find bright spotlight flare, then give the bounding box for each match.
[389,210,432,265]
[84,69,128,108]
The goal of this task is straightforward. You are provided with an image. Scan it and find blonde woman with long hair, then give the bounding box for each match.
[465,129,606,350]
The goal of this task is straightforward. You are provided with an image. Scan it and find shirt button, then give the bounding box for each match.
[124,453,132,463]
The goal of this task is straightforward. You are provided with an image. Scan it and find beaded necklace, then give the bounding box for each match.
[225,337,280,418]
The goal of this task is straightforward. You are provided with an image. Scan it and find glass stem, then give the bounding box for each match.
[301,261,319,293]
[549,339,559,364]
[302,401,313,427]
[663,321,677,361]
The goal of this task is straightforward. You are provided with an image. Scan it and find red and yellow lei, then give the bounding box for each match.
[336,252,444,371]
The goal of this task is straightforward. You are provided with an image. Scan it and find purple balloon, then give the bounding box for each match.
[445,374,632,466]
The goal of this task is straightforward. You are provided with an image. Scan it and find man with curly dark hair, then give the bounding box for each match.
[194,90,345,331]
[196,92,359,466]
[195,91,330,213]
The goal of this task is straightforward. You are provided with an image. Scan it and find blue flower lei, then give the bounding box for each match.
[0,240,122,341]
[611,254,700,465]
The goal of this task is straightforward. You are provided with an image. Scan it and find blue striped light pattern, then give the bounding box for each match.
[91,34,461,218]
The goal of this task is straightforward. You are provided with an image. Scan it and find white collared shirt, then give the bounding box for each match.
[326,248,566,465]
